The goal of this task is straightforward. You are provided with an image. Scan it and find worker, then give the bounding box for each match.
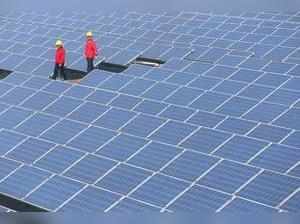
[85,31,98,73]
[50,40,66,80]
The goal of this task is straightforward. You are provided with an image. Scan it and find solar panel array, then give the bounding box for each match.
[0,10,300,212]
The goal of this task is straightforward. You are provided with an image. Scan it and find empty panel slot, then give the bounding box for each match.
[64,68,87,81]
[0,69,13,80]
[133,57,166,67]
[50,68,87,82]
[97,61,128,73]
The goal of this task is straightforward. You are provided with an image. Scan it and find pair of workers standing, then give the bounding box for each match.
[50,31,98,80]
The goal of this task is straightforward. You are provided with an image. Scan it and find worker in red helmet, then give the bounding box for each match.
[85,31,98,73]
[50,40,66,80]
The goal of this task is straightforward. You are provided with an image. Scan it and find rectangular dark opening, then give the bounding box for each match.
[0,193,48,212]
[133,57,166,67]
[64,68,87,81]
[0,69,13,80]
[97,61,128,73]
[50,68,87,82]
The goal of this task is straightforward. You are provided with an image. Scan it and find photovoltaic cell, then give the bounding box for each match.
[15,113,58,137]
[35,146,85,173]
[131,174,189,207]
[0,157,21,181]
[26,175,84,210]
[181,128,232,153]
[64,154,117,184]
[237,171,300,207]
[6,137,55,164]
[0,166,51,198]
[168,185,231,211]
[60,186,120,212]
[97,134,149,161]
[162,151,219,181]
[198,160,260,193]
[96,164,152,195]
[68,127,116,153]
[214,136,268,162]
[224,198,278,212]
[250,144,300,173]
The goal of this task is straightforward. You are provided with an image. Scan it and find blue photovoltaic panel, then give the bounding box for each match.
[197,160,260,193]
[15,113,58,137]
[87,89,118,104]
[60,186,121,212]
[67,102,109,123]
[0,166,51,198]
[1,10,300,213]
[0,87,36,105]
[35,146,85,173]
[26,175,84,210]
[149,120,197,145]
[64,154,117,184]
[0,130,26,155]
[143,68,174,81]
[0,157,21,181]
[223,198,278,212]
[181,128,232,153]
[97,134,149,161]
[0,107,33,129]
[6,138,55,164]
[250,144,300,173]
[130,174,189,207]
[214,135,268,162]
[168,185,231,211]
[44,96,83,117]
[237,171,300,207]
[162,151,219,182]
[21,91,58,111]
[67,127,116,153]
[109,50,140,65]
[281,191,300,212]
[96,164,152,195]
[111,198,160,212]
[41,119,87,144]
[248,124,291,142]
[128,142,182,171]
[282,131,300,149]
[122,114,166,138]
[109,94,142,110]
[134,100,168,115]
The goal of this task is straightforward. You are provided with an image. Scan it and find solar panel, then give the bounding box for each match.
[108,50,140,65]
[0,9,300,213]
[237,171,300,207]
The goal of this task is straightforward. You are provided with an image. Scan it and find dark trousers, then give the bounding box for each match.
[87,58,94,73]
[53,63,66,80]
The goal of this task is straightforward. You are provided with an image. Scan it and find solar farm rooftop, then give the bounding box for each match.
[0,10,300,212]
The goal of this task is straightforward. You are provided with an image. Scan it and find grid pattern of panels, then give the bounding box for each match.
[0,10,300,212]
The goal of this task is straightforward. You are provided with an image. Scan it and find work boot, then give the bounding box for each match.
[49,75,56,80]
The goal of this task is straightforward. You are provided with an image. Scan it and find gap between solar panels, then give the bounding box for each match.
[0,193,48,212]
[95,56,166,73]
[64,68,87,81]
[96,61,129,73]
[0,69,13,80]
[133,57,166,67]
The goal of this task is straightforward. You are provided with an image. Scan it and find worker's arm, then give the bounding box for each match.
[84,43,88,58]
[63,49,67,66]
[93,42,98,57]
[58,49,66,66]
